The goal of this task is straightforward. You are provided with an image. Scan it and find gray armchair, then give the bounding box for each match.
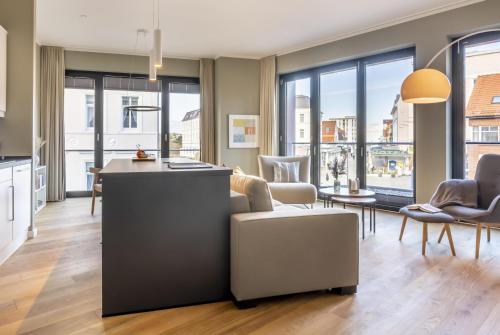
[441,154,500,258]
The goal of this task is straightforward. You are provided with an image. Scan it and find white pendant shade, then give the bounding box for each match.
[149,50,157,81]
[401,68,451,104]
[153,28,162,68]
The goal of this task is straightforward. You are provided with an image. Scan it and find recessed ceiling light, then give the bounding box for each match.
[80,14,88,19]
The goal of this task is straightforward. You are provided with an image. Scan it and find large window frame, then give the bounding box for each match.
[65,70,200,197]
[451,31,500,179]
[279,48,416,210]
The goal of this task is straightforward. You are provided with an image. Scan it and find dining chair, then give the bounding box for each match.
[90,167,102,215]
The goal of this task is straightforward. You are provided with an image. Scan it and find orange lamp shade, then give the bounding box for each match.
[401,69,451,104]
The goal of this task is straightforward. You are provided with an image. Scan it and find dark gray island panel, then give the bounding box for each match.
[101,159,232,316]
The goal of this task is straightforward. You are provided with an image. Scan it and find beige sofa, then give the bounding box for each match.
[229,173,359,305]
[258,155,317,206]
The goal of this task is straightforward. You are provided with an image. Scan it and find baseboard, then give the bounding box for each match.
[0,233,28,266]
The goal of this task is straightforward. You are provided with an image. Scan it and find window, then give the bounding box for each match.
[65,71,199,197]
[85,95,95,128]
[85,162,94,191]
[452,32,500,179]
[472,126,499,142]
[280,48,415,208]
[121,96,139,129]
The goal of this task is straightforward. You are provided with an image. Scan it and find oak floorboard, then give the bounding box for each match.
[0,198,499,334]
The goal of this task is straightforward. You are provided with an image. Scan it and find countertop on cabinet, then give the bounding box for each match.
[0,157,32,169]
[100,158,232,176]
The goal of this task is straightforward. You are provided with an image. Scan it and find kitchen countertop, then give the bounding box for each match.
[0,156,32,169]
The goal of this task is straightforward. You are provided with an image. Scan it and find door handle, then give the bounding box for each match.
[9,185,14,221]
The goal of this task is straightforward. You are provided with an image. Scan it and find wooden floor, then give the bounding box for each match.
[1,199,500,334]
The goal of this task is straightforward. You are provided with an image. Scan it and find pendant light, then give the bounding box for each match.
[123,29,161,113]
[152,0,162,68]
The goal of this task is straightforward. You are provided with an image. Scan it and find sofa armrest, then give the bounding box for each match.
[231,208,359,301]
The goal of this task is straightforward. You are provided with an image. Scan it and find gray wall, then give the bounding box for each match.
[215,57,260,175]
[65,50,199,77]
[0,0,36,156]
[277,0,500,202]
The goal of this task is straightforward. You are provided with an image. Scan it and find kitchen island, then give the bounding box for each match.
[100,158,232,316]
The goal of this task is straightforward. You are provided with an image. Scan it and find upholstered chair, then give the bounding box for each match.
[441,154,500,258]
[257,155,317,206]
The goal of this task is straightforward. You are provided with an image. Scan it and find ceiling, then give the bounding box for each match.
[36,0,484,59]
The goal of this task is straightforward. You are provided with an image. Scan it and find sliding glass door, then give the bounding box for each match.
[280,76,312,157]
[64,76,97,196]
[365,56,414,197]
[319,65,357,187]
[64,71,199,197]
[452,32,500,179]
[280,48,415,209]
[168,82,201,159]
[102,76,162,166]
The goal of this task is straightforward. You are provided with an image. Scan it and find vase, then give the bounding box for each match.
[334,179,341,192]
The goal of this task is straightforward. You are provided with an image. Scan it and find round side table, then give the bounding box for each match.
[330,196,376,239]
[320,187,377,239]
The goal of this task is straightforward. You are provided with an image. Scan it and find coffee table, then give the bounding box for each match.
[320,187,377,239]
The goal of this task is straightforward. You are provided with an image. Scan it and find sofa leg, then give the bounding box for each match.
[232,297,258,309]
[332,285,357,295]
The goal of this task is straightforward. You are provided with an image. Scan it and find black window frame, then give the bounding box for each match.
[64,70,200,197]
[451,31,500,179]
[279,47,416,210]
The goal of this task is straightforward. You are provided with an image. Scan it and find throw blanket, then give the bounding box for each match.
[430,179,478,208]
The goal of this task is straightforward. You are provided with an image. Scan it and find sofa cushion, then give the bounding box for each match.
[258,155,311,183]
[230,174,274,212]
[268,182,317,204]
[273,161,300,183]
[230,191,251,214]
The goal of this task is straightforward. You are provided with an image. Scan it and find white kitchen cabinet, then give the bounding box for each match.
[0,25,6,117]
[13,164,31,241]
[0,162,31,265]
[0,168,13,252]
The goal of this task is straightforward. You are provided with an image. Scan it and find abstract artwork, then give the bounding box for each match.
[228,115,259,148]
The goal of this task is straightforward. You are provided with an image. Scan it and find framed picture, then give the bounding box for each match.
[228,115,259,148]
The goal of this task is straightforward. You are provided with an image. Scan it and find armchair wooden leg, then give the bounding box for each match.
[91,189,96,215]
[399,216,408,241]
[438,226,445,243]
[444,223,456,256]
[487,225,491,243]
[422,222,428,256]
[475,223,482,259]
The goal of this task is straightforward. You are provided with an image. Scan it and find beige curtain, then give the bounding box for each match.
[40,46,65,201]
[259,55,277,156]
[200,58,216,164]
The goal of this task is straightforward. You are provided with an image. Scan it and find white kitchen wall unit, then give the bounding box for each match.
[34,165,47,213]
[0,163,31,265]
[0,25,6,117]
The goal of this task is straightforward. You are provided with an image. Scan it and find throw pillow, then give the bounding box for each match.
[273,161,300,183]
[230,174,274,212]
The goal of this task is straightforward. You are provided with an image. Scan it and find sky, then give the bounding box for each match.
[169,93,200,134]
[294,57,414,142]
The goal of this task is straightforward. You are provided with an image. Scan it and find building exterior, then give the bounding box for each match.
[465,73,500,178]
[180,109,201,159]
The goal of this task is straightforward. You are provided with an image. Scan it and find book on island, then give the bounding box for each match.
[406,203,442,213]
